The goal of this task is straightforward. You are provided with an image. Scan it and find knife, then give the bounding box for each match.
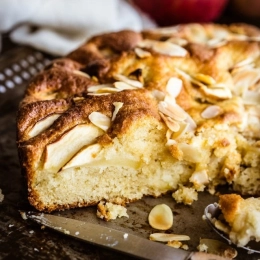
[22,211,230,260]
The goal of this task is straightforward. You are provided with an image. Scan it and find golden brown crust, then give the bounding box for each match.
[19,89,160,149]
[23,67,96,103]
[17,99,71,141]
[67,30,142,65]
[219,194,242,224]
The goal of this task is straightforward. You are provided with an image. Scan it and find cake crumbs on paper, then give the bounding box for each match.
[0,188,4,202]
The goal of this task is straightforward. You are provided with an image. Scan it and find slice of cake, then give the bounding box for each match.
[17,24,260,212]
[219,194,260,247]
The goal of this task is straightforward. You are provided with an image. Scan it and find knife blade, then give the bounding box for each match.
[22,211,230,260]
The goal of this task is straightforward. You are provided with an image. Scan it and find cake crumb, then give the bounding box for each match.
[181,244,189,250]
[97,201,129,221]
[172,185,198,205]
[20,211,28,220]
[0,188,4,202]
[197,243,208,252]
[167,240,182,248]
[64,229,70,234]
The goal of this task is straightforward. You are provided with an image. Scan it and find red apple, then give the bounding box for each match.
[132,0,228,26]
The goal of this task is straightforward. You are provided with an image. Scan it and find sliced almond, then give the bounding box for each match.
[166,77,183,98]
[113,74,143,88]
[159,112,180,132]
[146,26,179,35]
[96,87,120,93]
[153,41,188,57]
[89,112,111,131]
[114,81,137,90]
[200,85,232,99]
[166,139,177,146]
[231,64,255,76]
[184,115,197,132]
[232,57,254,69]
[185,23,207,43]
[87,93,111,96]
[201,105,221,119]
[171,121,189,139]
[207,38,226,48]
[28,114,60,138]
[148,204,173,230]
[167,37,188,46]
[232,68,260,95]
[152,90,165,101]
[249,36,260,41]
[62,143,102,170]
[165,130,177,146]
[243,90,260,105]
[112,102,123,121]
[193,73,216,85]
[212,28,229,39]
[43,124,103,173]
[247,106,260,117]
[150,233,190,242]
[87,84,118,93]
[174,68,192,81]
[198,239,237,259]
[163,94,177,106]
[228,33,248,41]
[254,82,260,92]
[158,101,187,121]
[138,39,187,57]
[134,47,151,58]
[73,70,90,78]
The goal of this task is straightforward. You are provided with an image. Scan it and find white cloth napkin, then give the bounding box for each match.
[0,0,156,56]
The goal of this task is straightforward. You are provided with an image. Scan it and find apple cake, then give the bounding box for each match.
[17,23,260,212]
[218,194,260,247]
